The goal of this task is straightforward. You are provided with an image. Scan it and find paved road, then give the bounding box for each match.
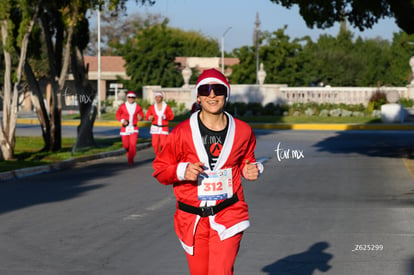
[2,130,414,274]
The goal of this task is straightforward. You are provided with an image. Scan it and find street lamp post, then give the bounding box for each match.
[254,12,261,84]
[221,26,232,74]
[97,8,101,118]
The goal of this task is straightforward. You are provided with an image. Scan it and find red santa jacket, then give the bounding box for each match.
[145,102,174,135]
[115,102,144,135]
[153,111,258,255]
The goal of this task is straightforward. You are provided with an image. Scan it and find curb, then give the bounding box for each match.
[249,123,414,131]
[16,118,414,131]
[0,142,152,183]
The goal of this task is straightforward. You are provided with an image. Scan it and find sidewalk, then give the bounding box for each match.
[0,142,152,182]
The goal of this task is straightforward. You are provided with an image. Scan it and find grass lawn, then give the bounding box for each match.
[230,115,381,124]
[0,136,149,173]
[66,112,381,124]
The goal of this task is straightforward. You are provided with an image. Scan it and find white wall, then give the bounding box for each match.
[143,84,412,110]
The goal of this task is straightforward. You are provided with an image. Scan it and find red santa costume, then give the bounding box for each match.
[145,91,174,155]
[115,91,144,164]
[153,69,263,274]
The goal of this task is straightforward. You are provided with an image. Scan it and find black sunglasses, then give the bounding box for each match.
[197,84,227,97]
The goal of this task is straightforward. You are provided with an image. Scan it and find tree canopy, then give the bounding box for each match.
[114,18,220,91]
[270,0,414,34]
[231,26,413,87]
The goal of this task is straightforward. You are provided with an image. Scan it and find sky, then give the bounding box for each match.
[121,0,402,52]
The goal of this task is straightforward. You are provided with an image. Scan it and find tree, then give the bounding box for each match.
[259,27,305,85]
[387,31,414,85]
[0,0,154,160]
[300,30,412,87]
[0,0,40,160]
[229,46,257,84]
[301,29,364,86]
[115,18,220,92]
[269,0,414,34]
[87,12,164,56]
[230,27,305,86]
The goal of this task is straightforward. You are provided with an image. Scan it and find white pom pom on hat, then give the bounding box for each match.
[195,68,230,101]
[127,91,136,98]
[154,91,164,97]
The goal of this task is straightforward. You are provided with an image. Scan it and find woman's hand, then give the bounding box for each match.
[184,162,205,181]
[243,160,259,181]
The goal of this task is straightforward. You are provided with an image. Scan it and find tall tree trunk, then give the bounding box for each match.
[0,20,16,160]
[0,3,38,160]
[71,45,97,151]
[40,7,63,152]
[24,62,51,151]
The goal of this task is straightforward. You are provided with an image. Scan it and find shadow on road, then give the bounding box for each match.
[409,258,414,275]
[313,131,414,158]
[262,241,333,275]
[0,157,154,215]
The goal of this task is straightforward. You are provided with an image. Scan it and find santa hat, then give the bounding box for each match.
[126,91,136,98]
[195,68,230,101]
[154,91,164,97]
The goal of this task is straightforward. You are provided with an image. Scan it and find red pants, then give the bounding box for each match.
[185,217,243,275]
[151,134,168,155]
[121,133,138,164]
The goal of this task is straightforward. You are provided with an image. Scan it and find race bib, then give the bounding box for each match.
[150,125,162,134]
[197,168,233,200]
[126,126,135,134]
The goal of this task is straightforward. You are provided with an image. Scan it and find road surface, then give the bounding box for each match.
[2,129,414,274]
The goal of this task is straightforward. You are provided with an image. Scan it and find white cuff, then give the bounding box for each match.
[257,162,264,175]
[121,119,125,124]
[177,162,190,181]
[250,162,264,177]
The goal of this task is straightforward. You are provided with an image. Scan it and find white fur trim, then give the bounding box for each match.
[125,102,137,127]
[257,162,264,175]
[154,91,163,97]
[154,102,167,126]
[210,217,250,241]
[179,239,194,255]
[177,162,190,181]
[214,112,234,171]
[120,129,138,136]
[179,211,201,255]
[189,112,210,167]
[189,111,234,172]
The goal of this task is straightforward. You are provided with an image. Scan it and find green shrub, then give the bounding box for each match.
[246,102,262,116]
[136,98,151,110]
[226,102,248,116]
[400,97,414,108]
[368,91,387,110]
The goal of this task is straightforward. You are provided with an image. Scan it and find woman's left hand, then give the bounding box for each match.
[243,160,259,181]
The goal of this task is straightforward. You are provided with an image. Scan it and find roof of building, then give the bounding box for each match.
[84,56,126,72]
[83,56,239,77]
[174,57,239,73]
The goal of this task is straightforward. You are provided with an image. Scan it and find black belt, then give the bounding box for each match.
[152,124,168,127]
[177,194,239,217]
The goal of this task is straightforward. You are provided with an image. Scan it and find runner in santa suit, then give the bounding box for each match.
[115,91,144,164]
[145,91,174,155]
[153,68,264,275]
